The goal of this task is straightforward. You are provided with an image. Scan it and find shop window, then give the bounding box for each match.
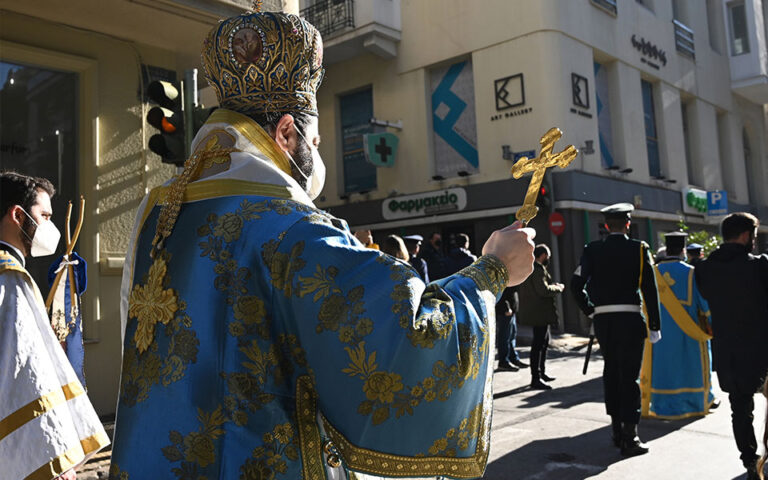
[594,62,615,169]
[641,80,661,178]
[339,87,376,194]
[0,60,78,296]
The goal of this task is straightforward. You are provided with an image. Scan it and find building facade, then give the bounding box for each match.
[309,0,768,333]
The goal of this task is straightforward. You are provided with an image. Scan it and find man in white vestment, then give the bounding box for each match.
[0,171,109,480]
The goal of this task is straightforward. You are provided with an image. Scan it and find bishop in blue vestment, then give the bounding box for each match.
[641,232,714,419]
[109,8,534,480]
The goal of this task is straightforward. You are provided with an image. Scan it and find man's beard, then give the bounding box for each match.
[290,139,313,190]
[20,215,35,256]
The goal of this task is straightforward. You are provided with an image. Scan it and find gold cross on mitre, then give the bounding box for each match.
[511,127,578,225]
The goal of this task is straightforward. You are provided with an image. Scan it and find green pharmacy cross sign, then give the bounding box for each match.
[364,133,399,167]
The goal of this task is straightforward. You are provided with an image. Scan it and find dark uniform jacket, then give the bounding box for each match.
[518,262,560,327]
[445,248,477,277]
[409,255,429,283]
[571,233,661,331]
[694,243,768,393]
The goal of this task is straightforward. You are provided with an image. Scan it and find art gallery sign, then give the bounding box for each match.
[382,188,468,220]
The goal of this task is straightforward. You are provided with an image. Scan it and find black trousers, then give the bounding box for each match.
[728,392,758,468]
[593,313,646,424]
[530,325,550,380]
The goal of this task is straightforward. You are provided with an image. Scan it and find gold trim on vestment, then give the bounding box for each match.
[320,412,489,479]
[654,268,712,342]
[206,109,292,177]
[296,376,325,480]
[24,431,109,480]
[0,381,85,442]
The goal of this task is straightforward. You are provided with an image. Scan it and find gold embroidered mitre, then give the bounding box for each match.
[202,11,324,116]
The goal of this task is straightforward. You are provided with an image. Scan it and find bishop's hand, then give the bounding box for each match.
[482,221,536,287]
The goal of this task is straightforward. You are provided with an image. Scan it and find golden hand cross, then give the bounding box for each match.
[511,127,578,225]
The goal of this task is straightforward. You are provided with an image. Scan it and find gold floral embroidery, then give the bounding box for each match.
[108,463,129,480]
[425,403,483,456]
[128,256,179,353]
[457,255,508,297]
[295,376,325,480]
[344,339,482,425]
[120,296,199,406]
[239,421,300,478]
[162,406,228,476]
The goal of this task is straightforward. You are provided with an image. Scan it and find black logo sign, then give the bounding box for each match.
[494,74,525,111]
[571,73,589,109]
[631,35,667,68]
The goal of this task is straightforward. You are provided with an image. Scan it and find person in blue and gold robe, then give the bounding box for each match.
[640,232,714,419]
[109,7,535,480]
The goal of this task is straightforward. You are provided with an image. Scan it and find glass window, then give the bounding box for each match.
[339,88,376,194]
[594,62,615,169]
[681,102,695,184]
[641,80,661,178]
[0,61,79,296]
[728,1,751,55]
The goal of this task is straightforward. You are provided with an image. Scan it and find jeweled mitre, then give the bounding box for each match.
[202,11,324,116]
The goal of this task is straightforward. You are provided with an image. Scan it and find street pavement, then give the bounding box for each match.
[484,333,767,480]
[79,334,766,479]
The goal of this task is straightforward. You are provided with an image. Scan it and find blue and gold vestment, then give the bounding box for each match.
[640,259,714,419]
[110,110,507,480]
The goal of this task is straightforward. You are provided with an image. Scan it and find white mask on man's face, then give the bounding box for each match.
[285,126,326,200]
[19,208,61,257]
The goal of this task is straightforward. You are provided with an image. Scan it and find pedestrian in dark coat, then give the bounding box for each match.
[495,286,526,371]
[445,233,476,276]
[694,212,768,480]
[518,244,564,390]
[419,232,445,280]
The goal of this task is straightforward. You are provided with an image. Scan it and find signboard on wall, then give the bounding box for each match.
[382,188,467,220]
[340,88,376,193]
[430,60,479,177]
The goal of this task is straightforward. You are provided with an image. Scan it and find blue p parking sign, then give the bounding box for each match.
[707,190,728,216]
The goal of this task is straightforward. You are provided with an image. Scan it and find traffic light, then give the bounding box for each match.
[146,80,186,166]
[537,176,553,211]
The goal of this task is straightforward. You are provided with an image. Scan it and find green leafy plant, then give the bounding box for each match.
[677,220,722,257]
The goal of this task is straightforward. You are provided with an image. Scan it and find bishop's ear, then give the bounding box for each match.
[273,114,297,153]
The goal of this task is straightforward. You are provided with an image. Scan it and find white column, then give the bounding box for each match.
[656,83,688,186]
[718,112,749,203]
[689,99,723,190]
[607,62,648,180]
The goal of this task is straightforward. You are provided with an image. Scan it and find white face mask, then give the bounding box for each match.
[19,208,61,257]
[285,126,326,201]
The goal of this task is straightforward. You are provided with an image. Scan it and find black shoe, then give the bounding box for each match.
[511,359,529,368]
[541,374,556,382]
[497,362,519,372]
[530,379,553,390]
[620,424,649,457]
[710,399,721,410]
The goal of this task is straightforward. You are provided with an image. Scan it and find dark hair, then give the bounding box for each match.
[457,233,469,247]
[721,212,758,241]
[247,111,314,138]
[533,244,551,258]
[605,217,629,232]
[0,171,55,219]
[429,232,441,241]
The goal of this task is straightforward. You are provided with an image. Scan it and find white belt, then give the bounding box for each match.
[593,304,642,315]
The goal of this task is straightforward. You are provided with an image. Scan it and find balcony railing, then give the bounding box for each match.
[591,0,617,16]
[673,19,695,59]
[300,0,355,38]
